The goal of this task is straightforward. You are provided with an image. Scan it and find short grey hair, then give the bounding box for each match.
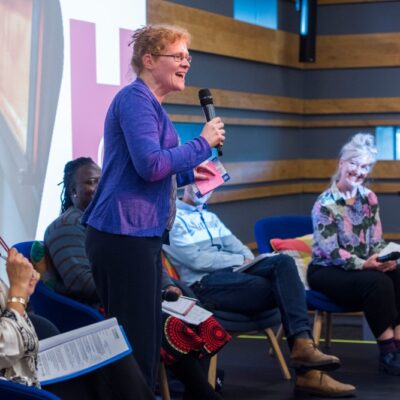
[332,133,378,183]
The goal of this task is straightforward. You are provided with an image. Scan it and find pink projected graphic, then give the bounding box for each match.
[70,19,134,162]
[0,0,146,247]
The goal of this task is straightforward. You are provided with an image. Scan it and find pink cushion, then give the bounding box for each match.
[270,234,313,289]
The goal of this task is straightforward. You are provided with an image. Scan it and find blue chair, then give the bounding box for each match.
[13,241,104,333]
[0,380,60,400]
[254,215,359,347]
[171,274,291,381]
[14,242,173,400]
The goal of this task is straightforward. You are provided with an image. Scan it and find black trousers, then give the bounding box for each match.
[308,264,400,338]
[86,226,163,390]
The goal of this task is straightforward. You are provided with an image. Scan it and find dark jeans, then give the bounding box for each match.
[308,264,400,338]
[86,226,163,391]
[191,254,310,339]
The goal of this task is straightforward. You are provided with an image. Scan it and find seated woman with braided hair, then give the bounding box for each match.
[44,157,231,400]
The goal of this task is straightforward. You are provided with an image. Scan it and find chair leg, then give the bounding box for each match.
[324,312,333,348]
[269,323,284,356]
[159,362,171,400]
[312,311,323,346]
[208,354,217,389]
[265,328,291,380]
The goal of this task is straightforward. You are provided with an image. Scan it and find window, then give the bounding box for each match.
[375,126,400,160]
[233,0,277,30]
[174,122,218,157]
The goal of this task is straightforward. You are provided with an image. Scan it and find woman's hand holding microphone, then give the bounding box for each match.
[200,117,225,149]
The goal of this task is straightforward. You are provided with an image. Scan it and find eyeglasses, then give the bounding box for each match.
[347,160,373,174]
[152,53,192,64]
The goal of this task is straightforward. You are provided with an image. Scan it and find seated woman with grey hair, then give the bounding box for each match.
[308,133,400,375]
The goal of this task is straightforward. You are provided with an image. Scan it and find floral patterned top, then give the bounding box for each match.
[0,279,39,387]
[311,182,386,270]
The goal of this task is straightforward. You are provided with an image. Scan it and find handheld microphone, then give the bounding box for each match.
[161,290,179,302]
[377,252,400,263]
[198,88,223,156]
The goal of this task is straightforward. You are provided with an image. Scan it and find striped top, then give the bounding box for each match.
[44,207,100,306]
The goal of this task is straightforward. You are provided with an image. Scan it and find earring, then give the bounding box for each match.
[73,193,77,198]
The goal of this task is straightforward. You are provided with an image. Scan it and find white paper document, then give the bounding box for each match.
[163,304,212,325]
[233,252,278,273]
[162,296,197,315]
[37,318,131,385]
[378,242,400,257]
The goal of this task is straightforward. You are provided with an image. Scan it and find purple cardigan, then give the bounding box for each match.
[82,78,211,237]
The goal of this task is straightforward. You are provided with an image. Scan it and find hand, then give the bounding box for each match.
[378,260,397,273]
[363,253,397,272]
[6,248,38,299]
[200,117,225,148]
[27,270,41,297]
[165,285,182,297]
[242,258,252,266]
[362,254,381,270]
[194,162,216,181]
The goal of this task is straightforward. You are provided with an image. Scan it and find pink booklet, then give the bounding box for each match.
[192,158,230,196]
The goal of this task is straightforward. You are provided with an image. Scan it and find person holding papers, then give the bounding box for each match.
[1,241,153,399]
[308,133,400,376]
[163,186,356,398]
[0,248,40,387]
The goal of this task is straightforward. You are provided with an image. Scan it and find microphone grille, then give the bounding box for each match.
[198,88,213,106]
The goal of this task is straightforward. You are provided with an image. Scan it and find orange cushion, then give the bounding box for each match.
[161,252,180,280]
[270,234,312,290]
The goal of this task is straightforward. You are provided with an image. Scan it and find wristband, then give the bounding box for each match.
[7,296,28,308]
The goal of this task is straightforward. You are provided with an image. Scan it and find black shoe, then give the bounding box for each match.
[380,352,400,375]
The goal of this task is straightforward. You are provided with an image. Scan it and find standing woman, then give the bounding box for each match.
[82,24,225,389]
[308,133,400,375]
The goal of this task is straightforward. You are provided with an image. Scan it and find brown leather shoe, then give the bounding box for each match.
[294,370,356,398]
[290,338,341,371]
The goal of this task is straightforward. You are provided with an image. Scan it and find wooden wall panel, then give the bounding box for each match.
[309,33,400,69]
[171,114,400,129]
[304,97,400,115]
[209,180,400,204]
[204,160,400,204]
[220,160,400,187]
[224,159,340,186]
[170,114,304,127]
[148,0,400,70]
[319,0,390,4]
[225,160,302,185]
[166,86,400,115]
[147,0,301,68]
[166,87,303,114]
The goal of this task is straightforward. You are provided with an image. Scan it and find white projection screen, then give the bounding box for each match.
[0,0,146,280]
